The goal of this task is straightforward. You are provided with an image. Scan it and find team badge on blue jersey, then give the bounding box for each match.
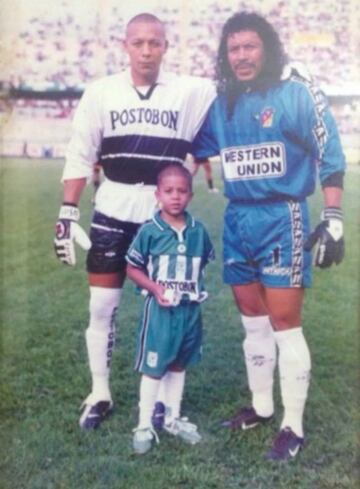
[260,107,275,128]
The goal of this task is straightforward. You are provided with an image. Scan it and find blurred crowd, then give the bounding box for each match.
[2,0,358,91]
[1,0,359,153]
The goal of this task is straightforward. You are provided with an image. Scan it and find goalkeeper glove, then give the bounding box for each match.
[54,204,91,266]
[304,207,344,268]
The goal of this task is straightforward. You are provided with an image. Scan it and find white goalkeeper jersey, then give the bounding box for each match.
[62,69,216,223]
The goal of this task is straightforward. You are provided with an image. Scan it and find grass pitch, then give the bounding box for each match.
[0,158,359,489]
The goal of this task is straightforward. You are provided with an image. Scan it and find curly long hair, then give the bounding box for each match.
[216,12,287,115]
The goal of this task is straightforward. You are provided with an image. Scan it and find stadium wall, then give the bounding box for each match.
[0,90,78,158]
[1,89,359,165]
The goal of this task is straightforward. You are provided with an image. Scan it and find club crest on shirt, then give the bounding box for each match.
[260,107,275,128]
[147,351,158,368]
[177,244,186,253]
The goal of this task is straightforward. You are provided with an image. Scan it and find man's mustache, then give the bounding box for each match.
[234,62,255,69]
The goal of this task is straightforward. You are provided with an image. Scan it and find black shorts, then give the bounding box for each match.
[86,211,140,274]
[194,157,209,164]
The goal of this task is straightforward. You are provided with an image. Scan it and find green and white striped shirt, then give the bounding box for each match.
[126,211,215,303]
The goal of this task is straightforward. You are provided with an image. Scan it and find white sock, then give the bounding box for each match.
[242,315,276,417]
[161,370,186,424]
[138,375,160,429]
[156,376,166,405]
[274,327,311,438]
[85,286,122,401]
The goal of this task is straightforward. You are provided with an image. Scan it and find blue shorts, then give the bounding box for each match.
[223,200,312,288]
[135,296,203,377]
[86,211,140,273]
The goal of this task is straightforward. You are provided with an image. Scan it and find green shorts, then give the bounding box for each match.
[135,296,203,377]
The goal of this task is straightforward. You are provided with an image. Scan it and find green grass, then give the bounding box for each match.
[0,158,359,489]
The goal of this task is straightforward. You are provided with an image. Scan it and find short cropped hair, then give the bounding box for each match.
[157,164,192,191]
[126,13,164,32]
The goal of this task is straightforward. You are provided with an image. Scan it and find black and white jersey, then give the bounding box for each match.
[63,69,216,223]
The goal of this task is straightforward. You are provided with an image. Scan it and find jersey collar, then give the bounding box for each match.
[125,68,168,87]
[152,210,195,231]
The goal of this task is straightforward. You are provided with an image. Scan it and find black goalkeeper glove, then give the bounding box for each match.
[54,204,91,266]
[304,207,344,268]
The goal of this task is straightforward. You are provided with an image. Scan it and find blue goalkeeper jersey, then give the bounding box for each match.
[193,74,346,202]
[126,211,215,302]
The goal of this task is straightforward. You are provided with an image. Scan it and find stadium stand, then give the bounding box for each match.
[1,0,359,160]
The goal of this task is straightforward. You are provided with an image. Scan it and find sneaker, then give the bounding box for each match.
[266,427,304,461]
[164,417,202,444]
[221,406,273,430]
[151,401,165,430]
[79,395,113,429]
[132,426,159,455]
[208,187,219,193]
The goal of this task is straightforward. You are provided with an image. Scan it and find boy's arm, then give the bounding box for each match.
[126,264,172,307]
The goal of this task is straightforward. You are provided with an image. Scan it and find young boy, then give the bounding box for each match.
[126,164,215,454]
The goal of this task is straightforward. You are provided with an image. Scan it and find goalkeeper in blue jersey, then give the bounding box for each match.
[126,164,214,454]
[192,12,345,461]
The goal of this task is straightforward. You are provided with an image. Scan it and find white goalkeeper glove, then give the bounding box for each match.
[54,204,91,266]
[304,207,344,268]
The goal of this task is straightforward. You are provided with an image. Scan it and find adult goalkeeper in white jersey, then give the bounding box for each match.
[126,164,215,454]
[53,13,215,430]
